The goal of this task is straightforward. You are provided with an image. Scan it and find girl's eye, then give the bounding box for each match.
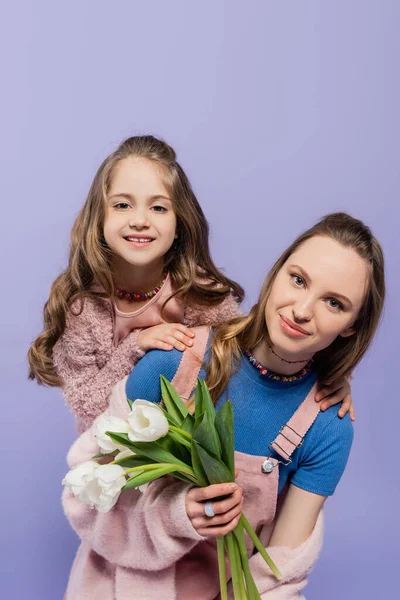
[151,205,167,213]
[114,202,130,210]
[327,298,343,310]
[291,274,305,287]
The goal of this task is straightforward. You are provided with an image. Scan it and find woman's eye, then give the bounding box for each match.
[151,205,167,213]
[292,274,305,287]
[114,202,130,210]
[327,298,343,310]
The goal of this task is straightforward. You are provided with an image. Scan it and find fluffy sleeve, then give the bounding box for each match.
[53,297,145,428]
[62,378,205,571]
[183,292,242,328]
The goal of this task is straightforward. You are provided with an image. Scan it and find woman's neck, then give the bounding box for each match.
[251,339,312,376]
[112,257,166,293]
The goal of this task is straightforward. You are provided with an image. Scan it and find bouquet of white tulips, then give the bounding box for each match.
[63,377,281,599]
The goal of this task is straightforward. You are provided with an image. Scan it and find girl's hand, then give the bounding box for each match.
[315,376,355,421]
[185,482,243,537]
[137,324,195,352]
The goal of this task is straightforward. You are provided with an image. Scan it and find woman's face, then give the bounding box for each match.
[265,235,369,362]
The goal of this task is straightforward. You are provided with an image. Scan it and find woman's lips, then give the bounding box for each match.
[279,315,311,338]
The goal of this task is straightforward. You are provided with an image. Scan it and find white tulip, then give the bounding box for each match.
[127,399,169,442]
[114,449,148,493]
[62,462,127,513]
[62,461,99,504]
[94,414,131,452]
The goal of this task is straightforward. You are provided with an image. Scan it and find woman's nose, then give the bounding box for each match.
[292,298,313,322]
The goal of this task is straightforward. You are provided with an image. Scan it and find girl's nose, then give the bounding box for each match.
[129,211,149,228]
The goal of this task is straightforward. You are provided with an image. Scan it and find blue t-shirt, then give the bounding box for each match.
[126,346,354,497]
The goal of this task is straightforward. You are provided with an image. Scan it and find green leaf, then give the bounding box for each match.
[199,379,216,423]
[107,432,193,472]
[124,464,181,489]
[215,401,235,477]
[158,405,181,427]
[193,411,221,458]
[180,413,195,435]
[191,440,209,487]
[160,375,189,423]
[113,455,155,468]
[91,450,119,459]
[194,379,204,421]
[126,398,133,410]
[193,441,234,484]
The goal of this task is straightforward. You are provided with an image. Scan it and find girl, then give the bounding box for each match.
[28,136,351,431]
[62,212,384,599]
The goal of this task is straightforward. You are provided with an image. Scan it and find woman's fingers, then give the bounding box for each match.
[188,482,238,503]
[195,514,242,538]
[191,498,244,530]
[187,487,242,518]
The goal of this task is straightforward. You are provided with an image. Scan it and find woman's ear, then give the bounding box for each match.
[340,327,356,338]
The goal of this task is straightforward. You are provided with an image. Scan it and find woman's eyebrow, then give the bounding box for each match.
[289,264,353,307]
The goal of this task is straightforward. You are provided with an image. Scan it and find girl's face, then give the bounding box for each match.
[265,236,369,362]
[103,156,177,270]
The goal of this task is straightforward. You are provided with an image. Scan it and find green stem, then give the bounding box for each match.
[240,514,282,580]
[168,429,192,449]
[232,533,247,598]
[233,525,257,600]
[225,532,246,599]
[217,536,228,600]
[169,425,192,441]
[119,463,164,474]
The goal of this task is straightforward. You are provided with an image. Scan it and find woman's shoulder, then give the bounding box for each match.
[305,404,354,453]
[126,348,184,403]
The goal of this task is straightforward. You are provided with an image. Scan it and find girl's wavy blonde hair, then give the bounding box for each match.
[205,212,385,402]
[28,135,244,387]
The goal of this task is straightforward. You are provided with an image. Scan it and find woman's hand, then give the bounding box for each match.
[137,323,195,352]
[314,376,355,421]
[185,482,243,537]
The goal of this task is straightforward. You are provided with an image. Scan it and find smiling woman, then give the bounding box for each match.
[61,212,385,599]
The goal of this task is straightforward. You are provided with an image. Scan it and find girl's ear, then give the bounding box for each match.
[340,327,355,338]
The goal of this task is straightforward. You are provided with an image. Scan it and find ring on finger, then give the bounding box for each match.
[204,501,215,518]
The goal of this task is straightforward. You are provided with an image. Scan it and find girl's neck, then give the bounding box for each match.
[251,339,312,376]
[112,257,166,294]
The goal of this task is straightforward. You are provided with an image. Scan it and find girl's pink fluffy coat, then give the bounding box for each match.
[63,379,324,599]
[53,293,241,431]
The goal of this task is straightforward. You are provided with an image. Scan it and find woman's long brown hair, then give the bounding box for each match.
[205,212,385,402]
[28,135,244,386]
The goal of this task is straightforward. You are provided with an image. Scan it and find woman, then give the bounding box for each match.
[62,212,385,599]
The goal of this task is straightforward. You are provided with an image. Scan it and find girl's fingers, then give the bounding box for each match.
[152,340,174,351]
[315,383,342,402]
[170,323,195,338]
[350,403,356,422]
[337,394,352,418]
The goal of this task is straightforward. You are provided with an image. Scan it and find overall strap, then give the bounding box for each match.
[270,382,320,464]
[171,326,211,399]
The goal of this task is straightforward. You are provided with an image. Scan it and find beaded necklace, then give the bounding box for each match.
[245,350,313,383]
[116,271,168,302]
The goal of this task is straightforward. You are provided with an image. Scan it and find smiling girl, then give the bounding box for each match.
[28,136,351,433]
[62,212,385,599]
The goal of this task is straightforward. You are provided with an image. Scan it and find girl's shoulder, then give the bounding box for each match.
[65,294,113,328]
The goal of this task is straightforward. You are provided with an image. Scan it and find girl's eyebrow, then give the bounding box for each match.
[108,193,172,203]
[288,263,353,307]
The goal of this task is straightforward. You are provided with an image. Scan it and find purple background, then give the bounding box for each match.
[2,1,398,598]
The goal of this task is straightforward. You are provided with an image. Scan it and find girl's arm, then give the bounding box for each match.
[229,485,325,598]
[53,298,145,427]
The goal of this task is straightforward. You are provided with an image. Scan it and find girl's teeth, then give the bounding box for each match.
[127,237,152,242]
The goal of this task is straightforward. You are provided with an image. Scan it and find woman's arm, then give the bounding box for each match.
[268,484,325,548]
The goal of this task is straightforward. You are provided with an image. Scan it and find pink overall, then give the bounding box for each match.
[63,327,324,599]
